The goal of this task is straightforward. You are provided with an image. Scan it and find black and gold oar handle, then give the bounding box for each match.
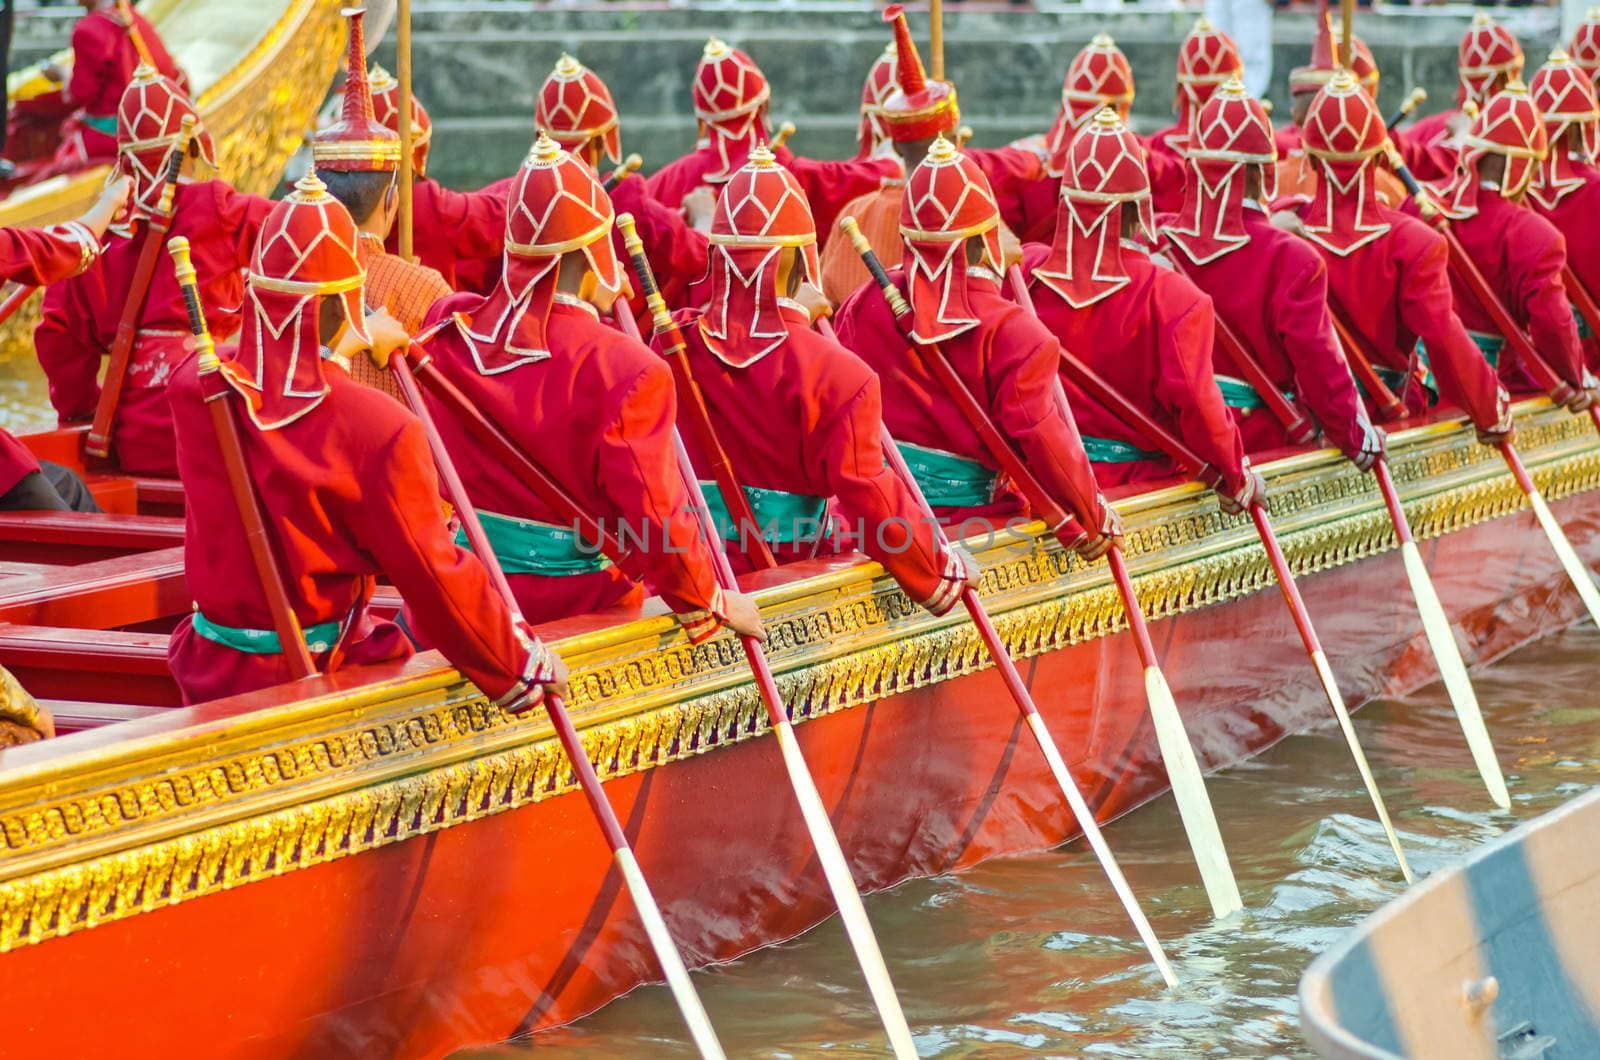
[839,215,910,320]
[154,114,197,218]
[168,236,220,375]
[1385,87,1426,132]
[1381,141,1435,216]
[770,121,796,151]
[616,212,684,353]
[603,153,643,191]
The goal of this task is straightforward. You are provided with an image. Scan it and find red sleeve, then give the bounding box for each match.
[785,151,901,246]
[358,415,549,709]
[34,262,107,423]
[64,17,114,109]
[1515,224,1587,391]
[1155,289,1249,493]
[0,430,40,496]
[1393,121,1456,184]
[610,177,709,311]
[0,222,96,286]
[1274,247,1373,458]
[1397,229,1509,432]
[432,184,508,264]
[214,183,275,267]
[596,358,729,642]
[643,155,702,214]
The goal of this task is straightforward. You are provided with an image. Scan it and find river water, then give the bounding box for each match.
[457,623,1600,1059]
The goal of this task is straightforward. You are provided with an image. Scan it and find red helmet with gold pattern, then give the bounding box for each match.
[312,8,401,174]
[899,136,1004,343]
[1570,7,1600,86]
[1175,17,1244,138]
[1166,77,1276,265]
[1440,80,1547,218]
[1044,34,1135,177]
[229,173,366,430]
[536,54,622,167]
[1458,13,1524,107]
[700,144,819,365]
[117,65,217,220]
[1290,12,1380,99]
[1529,50,1600,209]
[693,38,771,182]
[1299,70,1392,255]
[879,5,959,143]
[1036,109,1152,308]
[857,41,899,159]
[370,64,433,177]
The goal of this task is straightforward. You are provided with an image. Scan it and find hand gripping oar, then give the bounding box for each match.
[88,114,197,459]
[841,217,1243,920]
[1326,305,1510,808]
[1005,263,1415,882]
[169,237,317,680]
[616,212,778,570]
[383,351,727,1060]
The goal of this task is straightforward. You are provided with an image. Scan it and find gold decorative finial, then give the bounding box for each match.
[291,170,329,202]
[704,37,731,59]
[1090,33,1117,48]
[1218,75,1248,97]
[748,142,777,166]
[1327,68,1360,94]
[1472,11,1494,27]
[1548,48,1573,66]
[926,133,959,164]
[1505,78,1529,95]
[530,131,564,166]
[1092,106,1123,131]
[553,53,583,79]
[1193,16,1214,33]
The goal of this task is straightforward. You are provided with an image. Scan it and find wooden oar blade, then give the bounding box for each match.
[1527,489,1600,628]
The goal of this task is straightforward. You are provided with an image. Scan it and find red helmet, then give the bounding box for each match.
[1299,70,1392,255]
[229,173,366,430]
[1458,13,1524,107]
[693,38,771,182]
[536,54,621,167]
[1529,50,1600,209]
[700,144,819,365]
[459,134,624,371]
[1175,17,1244,141]
[117,65,217,221]
[1044,34,1135,177]
[1166,77,1276,266]
[879,5,959,143]
[1290,12,1380,98]
[369,64,433,176]
[1037,109,1152,308]
[312,8,401,174]
[1570,7,1600,85]
[1440,81,1548,218]
[857,41,899,159]
[899,136,1004,343]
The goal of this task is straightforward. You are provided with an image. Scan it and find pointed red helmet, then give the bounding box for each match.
[700,144,819,365]
[313,8,401,174]
[117,65,217,220]
[1290,11,1380,98]
[1571,7,1600,86]
[1458,13,1524,107]
[1529,50,1600,210]
[1175,17,1244,139]
[899,136,1004,343]
[1044,34,1135,177]
[857,41,899,159]
[537,53,621,167]
[229,172,366,431]
[370,64,433,177]
[1440,81,1548,218]
[1299,70,1392,256]
[878,5,960,144]
[693,38,771,182]
[1037,108,1152,309]
[459,134,624,372]
[1166,77,1276,266]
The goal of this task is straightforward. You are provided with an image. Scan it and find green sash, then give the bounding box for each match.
[192,611,341,655]
[1466,330,1504,367]
[1381,343,1439,407]
[1080,433,1163,463]
[894,441,997,509]
[454,509,610,576]
[700,482,827,544]
[1574,305,1593,340]
[80,113,118,137]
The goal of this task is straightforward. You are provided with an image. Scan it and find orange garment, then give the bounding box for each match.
[1274,150,1405,211]
[352,234,452,399]
[820,180,903,306]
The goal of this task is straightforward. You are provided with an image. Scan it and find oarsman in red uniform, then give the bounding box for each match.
[1528,49,1600,366]
[416,135,760,641]
[1293,70,1512,439]
[35,66,273,476]
[1021,110,1260,510]
[673,145,976,611]
[166,172,566,708]
[1402,14,1523,183]
[7,0,185,178]
[369,67,505,288]
[1162,78,1382,467]
[1432,82,1594,406]
[644,38,897,241]
[0,181,132,512]
[1570,9,1600,89]
[832,137,1118,556]
[1148,18,1244,214]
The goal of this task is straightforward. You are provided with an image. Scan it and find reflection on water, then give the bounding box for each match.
[1,354,54,436]
[457,623,1600,1059]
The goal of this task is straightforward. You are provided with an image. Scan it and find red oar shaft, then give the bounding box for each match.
[1326,300,1407,422]
[0,284,36,330]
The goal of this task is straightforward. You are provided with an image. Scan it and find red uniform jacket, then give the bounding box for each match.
[1530,160,1600,369]
[419,295,728,638]
[1021,242,1250,495]
[384,177,506,289]
[1438,189,1588,395]
[1395,114,1460,183]
[36,179,272,476]
[674,302,967,614]
[833,266,1106,539]
[1166,206,1373,460]
[1008,138,1182,245]
[165,358,541,707]
[0,431,35,496]
[646,145,897,249]
[1299,205,1509,431]
[1145,127,1196,216]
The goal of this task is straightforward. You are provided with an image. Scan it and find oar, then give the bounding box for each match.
[842,217,1243,920]
[384,349,727,1060]
[396,0,415,261]
[1007,263,1414,883]
[0,283,37,330]
[603,152,643,191]
[770,121,796,152]
[1385,87,1427,133]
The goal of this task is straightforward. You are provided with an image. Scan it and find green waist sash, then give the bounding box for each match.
[80,113,118,136]
[1080,433,1163,463]
[193,611,341,655]
[1214,374,1296,413]
[454,509,610,576]
[701,482,827,544]
[894,441,997,509]
[1467,330,1503,367]
[1575,305,1592,340]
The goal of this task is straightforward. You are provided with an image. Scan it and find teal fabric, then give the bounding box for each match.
[1080,433,1163,463]
[894,441,997,509]
[454,509,610,576]
[80,113,118,136]
[1466,330,1504,368]
[700,481,827,544]
[1574,305,1593,340]
[1381,343,1439,407]
[1214,374,1267,411]
[192,611,341,655]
